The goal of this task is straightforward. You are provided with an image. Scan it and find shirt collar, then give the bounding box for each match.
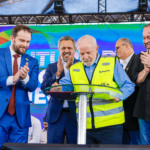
[95,54,100,65]
[122,53,134,64]
[9,46,21,57]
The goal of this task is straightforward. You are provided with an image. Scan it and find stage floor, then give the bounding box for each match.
[2,143,150,150]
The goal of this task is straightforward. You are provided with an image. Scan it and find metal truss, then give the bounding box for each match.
[98,0,106,13]
[0,12,150,25]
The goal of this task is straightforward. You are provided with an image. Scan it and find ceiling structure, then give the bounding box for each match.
[0,12,150,25]
[0,0,148,25]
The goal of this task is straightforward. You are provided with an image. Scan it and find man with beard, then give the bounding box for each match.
[59,35,135,144]
[41,36,79,144]
[0,25,39,147]
[132,24,150,145]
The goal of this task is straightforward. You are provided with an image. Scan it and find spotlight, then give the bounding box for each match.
[138,0,148,12]
[54,0,64,14]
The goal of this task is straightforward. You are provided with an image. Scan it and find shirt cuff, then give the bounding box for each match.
[6,76,15,86]
[56,75,60,83]
[21,74,29,85]
[56,75,60,79]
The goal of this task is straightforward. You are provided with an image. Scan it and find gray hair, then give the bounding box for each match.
[77,35,97,49]
[58,36,76,49]
[119,38,133,49]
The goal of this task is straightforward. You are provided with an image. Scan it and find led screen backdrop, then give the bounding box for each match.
[0,22,147,126]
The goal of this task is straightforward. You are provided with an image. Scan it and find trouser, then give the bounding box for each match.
[122,129,140,144]
[0,111,28,148]
[87,124,123,144]
[47,109,77,144]
[139,118,150,145]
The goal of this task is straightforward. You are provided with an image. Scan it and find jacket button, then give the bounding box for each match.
[6,99,8,102]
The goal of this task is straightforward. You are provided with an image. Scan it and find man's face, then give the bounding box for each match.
[11,30,31,55]
[44,122,48,130]
[115,40,127,60]
[59,40,76,62]
[143,27,150,53]
[79,44,98,66]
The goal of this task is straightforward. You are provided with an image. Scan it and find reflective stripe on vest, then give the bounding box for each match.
[76,106,124,118]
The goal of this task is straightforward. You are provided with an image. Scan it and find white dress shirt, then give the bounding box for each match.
[28,116,42,143]
[121,53,134,70]
[56,60,69,108]
[40,128,47,144]
[6,47,29,86]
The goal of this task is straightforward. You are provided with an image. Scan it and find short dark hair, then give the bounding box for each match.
[58,36,76,49]
[11,24,32,38]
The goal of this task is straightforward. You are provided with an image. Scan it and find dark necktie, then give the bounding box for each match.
[8,54,19,115]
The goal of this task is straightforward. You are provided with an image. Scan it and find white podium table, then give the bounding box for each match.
[44,84,122,145]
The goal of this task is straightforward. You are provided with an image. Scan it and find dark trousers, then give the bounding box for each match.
[139,118,150,145]
[123,129,140,144]
[87,124,123,144]
[47,109,77,144]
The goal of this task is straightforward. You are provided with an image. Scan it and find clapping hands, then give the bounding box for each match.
[140,51,150,72]
[13,62,29,84]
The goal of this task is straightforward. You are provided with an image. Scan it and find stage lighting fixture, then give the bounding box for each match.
[54,0,64,14]
[138,0,148,12]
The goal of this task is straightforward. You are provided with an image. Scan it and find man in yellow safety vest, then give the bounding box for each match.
[59,35,135,144]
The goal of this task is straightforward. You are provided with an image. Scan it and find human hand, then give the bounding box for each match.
[56,55,63,77]
[51,82,62,91]
[19,62,29,80]
[114,98,119,102]
[141,52,150,69]
[13,71,21,84]
[143,64,150,72]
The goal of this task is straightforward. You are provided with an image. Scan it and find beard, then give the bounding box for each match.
[82,54,97,66]
[82,58,95,66]
[12,41,28,55]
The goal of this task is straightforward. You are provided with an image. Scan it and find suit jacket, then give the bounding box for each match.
[41,59,79,123]
[0,47,39,128]
[123,53,139,131]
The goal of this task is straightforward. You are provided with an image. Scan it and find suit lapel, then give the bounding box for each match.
[4,47,12,75]
[125,53,135,73]
[73,58,78,64]
[20,54,27,68]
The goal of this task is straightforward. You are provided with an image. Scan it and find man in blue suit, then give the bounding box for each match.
[0,25,39,147]
[41,36,79,144]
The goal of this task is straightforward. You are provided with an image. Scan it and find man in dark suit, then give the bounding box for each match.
[0,25,39,147]
[115,38,140,144]
[132,24,150,145]
[41,36,78,144]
